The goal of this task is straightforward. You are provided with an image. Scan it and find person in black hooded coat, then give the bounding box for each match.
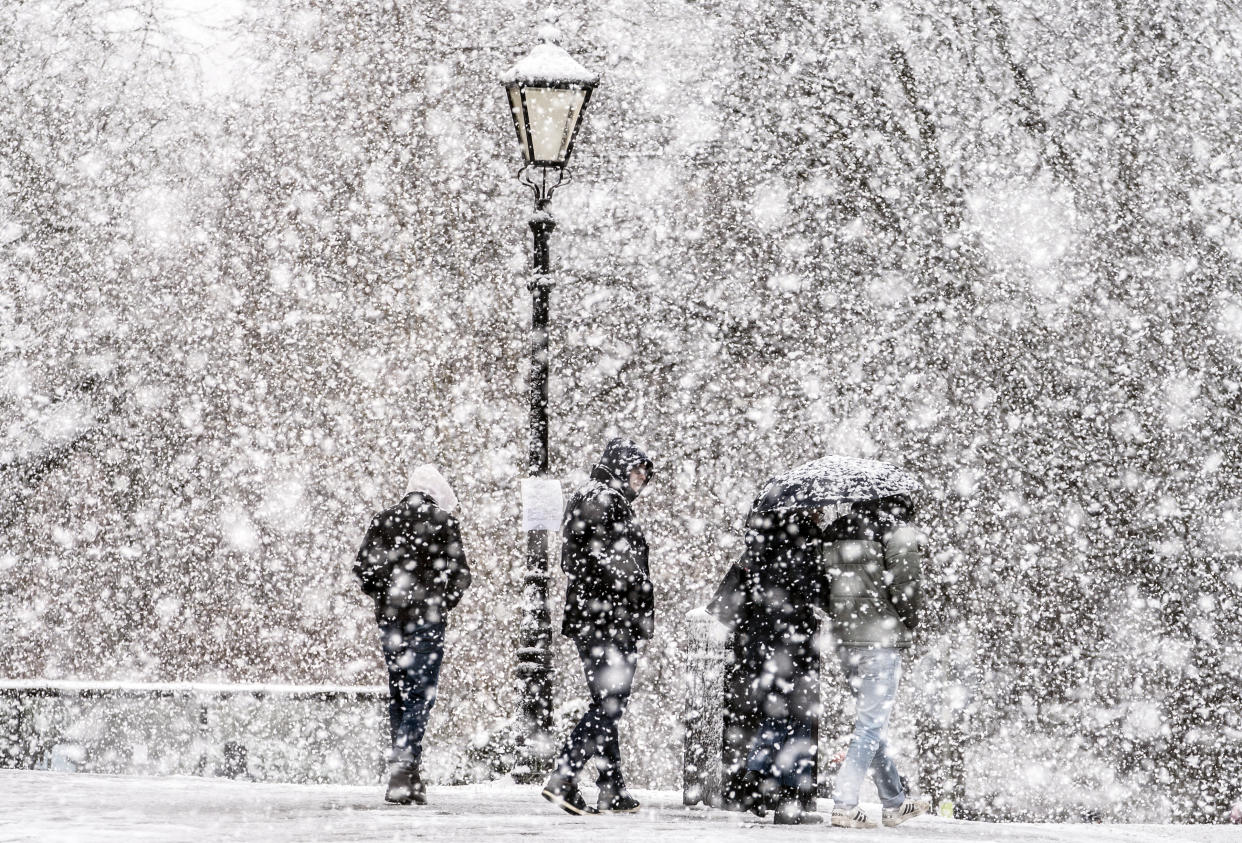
[542,438,655,816]
[708,505,830,824]
[353,464,472,806]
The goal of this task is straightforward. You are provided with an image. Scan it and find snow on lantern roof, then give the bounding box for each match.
[501,42,599,87]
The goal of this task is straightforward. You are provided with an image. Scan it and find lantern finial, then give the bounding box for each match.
[537,7,562,44]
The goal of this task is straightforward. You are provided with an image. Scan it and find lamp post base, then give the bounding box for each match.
[512,518,554,783]
[511,730,556,784]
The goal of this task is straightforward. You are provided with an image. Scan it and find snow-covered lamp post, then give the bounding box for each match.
[500,26,598,779]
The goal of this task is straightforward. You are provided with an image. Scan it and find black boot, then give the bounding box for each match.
[385,762,425,805]
[407,766,427,805]
[774,786,823,825]
[541,774,593,816]
[740,770,771,818]
[597,779,641,814]
[596,774,640,814]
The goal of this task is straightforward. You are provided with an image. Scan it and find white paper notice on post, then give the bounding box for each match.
[521,478,564,531]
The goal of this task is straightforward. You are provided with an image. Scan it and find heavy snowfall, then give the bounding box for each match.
[2,0,1242,835]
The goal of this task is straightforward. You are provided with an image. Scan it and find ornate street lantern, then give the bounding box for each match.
[502,41,599,202]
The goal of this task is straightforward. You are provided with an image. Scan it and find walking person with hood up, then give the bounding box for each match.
[542,438,655,816]
[709,504,831,825]
[353,464,472,805]
[823,494,930,829]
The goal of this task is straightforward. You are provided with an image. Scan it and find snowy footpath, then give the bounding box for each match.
[3,771,1241,843]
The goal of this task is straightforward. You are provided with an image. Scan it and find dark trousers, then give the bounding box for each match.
[379,619,445,767]
[746,715,816,789]
[744,641,819,792]
[554,637,638,788]
[724,629,820,804]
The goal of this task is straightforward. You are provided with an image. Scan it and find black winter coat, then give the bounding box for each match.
[353,491,472,626]
[559,439,655,647]
[708,508,830,672]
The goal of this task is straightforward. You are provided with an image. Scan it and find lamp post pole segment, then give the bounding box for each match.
[519,205,556,772]
[502,32,598,781]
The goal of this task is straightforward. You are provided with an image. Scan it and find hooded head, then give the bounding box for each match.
[589,438,654,502]
[407,463,459,513]
[878,494,915,522]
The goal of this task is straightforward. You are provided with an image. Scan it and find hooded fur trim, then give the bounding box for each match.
[407,463,459,513]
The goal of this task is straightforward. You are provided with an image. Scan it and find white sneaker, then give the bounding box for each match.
[830,805,877,829]
[882,799,931,827]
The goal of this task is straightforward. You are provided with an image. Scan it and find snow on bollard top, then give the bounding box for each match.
[685,606,730,647]
[501,42,599,87]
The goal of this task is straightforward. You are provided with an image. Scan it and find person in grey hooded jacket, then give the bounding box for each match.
[353,464,471,806]
[823,494,929,829]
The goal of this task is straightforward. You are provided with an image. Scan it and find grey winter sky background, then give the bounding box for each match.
[3,0,1242,821]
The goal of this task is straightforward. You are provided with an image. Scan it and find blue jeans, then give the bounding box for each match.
[746,716,815,788]
[742,634,819,791]
[554,638,638,788]
[833,647,906,809]
[379,620,445,767]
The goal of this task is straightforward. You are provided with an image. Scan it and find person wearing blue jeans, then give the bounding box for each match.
[823,497,930,829]
[353,464,471,805]
[380,620,446,769]
[833,648,906,818]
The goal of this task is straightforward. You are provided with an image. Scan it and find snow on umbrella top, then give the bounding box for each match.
[754,455,922,512]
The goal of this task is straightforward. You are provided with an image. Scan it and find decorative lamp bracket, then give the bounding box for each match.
[519,164,570,208]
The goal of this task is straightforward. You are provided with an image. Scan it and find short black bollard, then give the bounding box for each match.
[220,741,250,780]
[682,608,728,806]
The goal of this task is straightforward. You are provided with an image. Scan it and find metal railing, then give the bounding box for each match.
[0,679,387,784]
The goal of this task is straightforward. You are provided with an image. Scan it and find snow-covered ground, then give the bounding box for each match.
[3,771,1241,843]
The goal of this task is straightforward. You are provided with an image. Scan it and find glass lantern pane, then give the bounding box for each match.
[507,86,531,163]
[522,87,585,165]
[558,89,587,161]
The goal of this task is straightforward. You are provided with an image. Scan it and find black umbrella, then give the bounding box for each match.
[754,455,921,512]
